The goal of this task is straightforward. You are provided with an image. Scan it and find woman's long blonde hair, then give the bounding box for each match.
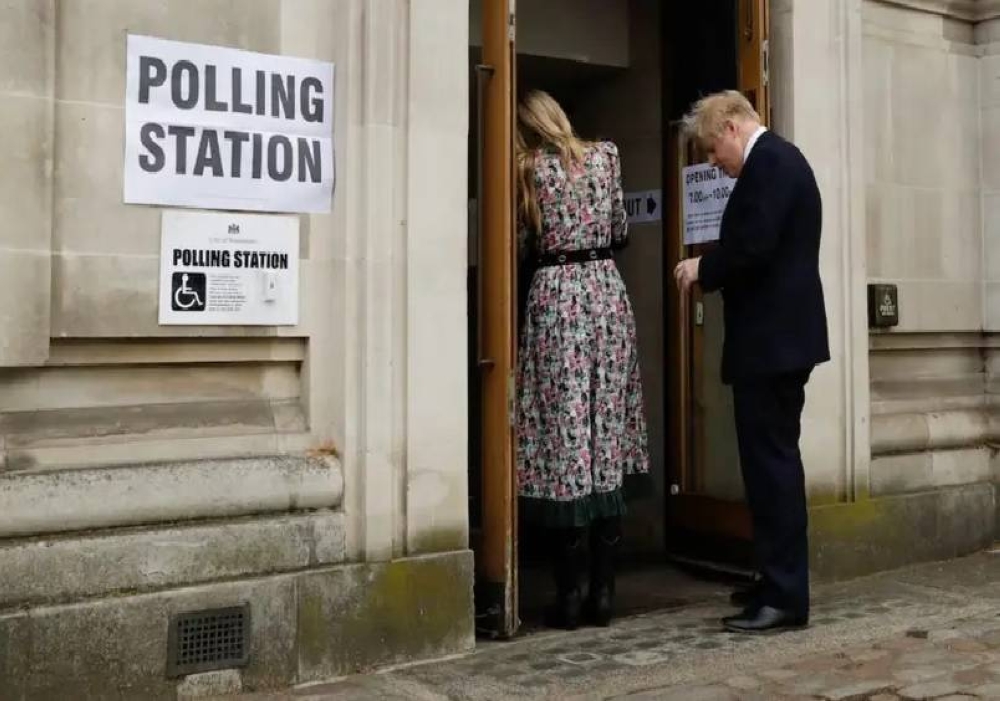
[516,90,588,236]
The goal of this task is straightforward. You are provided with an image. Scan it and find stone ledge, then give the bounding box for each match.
[0,454,343,538]
[0,511,345,610]
[871,409,995,455]
[870,0,1000,22]
[811,483,995,581]
[870,447,994,496]
[0,551,475,700]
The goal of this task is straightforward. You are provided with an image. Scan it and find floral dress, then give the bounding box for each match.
[517,141,650,528]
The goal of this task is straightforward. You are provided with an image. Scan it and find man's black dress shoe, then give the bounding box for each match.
[722,605,808,634]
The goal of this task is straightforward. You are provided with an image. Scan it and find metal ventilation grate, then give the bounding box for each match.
[166,604,250,677]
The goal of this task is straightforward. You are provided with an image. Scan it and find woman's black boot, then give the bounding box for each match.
[585,517,621,627]
[545,528,584,630]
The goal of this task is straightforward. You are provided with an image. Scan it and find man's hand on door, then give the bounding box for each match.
[674,257,701,293]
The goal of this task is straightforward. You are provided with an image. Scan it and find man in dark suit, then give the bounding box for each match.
[674,90,830,634]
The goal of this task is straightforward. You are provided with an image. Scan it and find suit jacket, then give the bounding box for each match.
[698,130,830,385]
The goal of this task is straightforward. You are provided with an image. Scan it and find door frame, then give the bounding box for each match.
[664,0,769,567]
[474,0,519,639]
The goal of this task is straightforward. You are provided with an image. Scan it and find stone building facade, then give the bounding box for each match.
[0,0,996,697]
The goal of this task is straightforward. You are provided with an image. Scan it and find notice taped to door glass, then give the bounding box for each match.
[682,164,736,245]
[159,210,299,326]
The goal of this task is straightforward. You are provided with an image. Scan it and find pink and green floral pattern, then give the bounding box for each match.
[517,141,649,524]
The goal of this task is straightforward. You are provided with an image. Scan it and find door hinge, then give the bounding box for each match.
[507,370,516,426]
[695,301,705,326]
[762,38,770,87]
[508,0,516,41]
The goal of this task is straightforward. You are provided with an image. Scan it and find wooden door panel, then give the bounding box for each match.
[666,0,768,563]
[474,0,518,639]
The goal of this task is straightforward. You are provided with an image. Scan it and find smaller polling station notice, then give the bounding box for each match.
[125,34,335,214]
[682,163,736,245]
[159,210,300,326]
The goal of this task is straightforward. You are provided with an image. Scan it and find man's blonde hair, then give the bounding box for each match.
[682,90,760,149]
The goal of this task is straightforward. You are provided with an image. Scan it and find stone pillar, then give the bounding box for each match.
[405,0,471,555]
[772,0,871,503]
[982,14,1000,332]
[0,2,53,365]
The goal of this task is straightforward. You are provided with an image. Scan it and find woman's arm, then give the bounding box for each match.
[607,142,628,249]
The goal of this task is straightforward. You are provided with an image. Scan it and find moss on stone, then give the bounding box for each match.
[809,484,994,582]
[296,552,475,682]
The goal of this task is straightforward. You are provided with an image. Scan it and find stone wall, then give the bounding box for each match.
[0,0,474,695]
[863,0,999,503]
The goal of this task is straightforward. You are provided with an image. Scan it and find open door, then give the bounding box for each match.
[666,0,769,567]
[474,0,519,638]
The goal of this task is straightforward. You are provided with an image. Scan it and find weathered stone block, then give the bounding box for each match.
[0,511,345,608]
[811,484,996,581]
[0,551,474,699]
[297,552,475,681]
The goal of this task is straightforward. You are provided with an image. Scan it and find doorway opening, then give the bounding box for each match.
[469,0,768,638]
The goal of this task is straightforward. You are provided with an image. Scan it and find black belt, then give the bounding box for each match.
[536,247,613,268]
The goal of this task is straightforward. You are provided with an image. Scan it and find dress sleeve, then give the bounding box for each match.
[607,142,628,249]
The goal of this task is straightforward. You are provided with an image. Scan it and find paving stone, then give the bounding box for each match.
[557,652,605,666]
[848,657,897,680]
[847,649,892,664]
[759,668,799,681]
[723,674,761,690]
[622,684,739,701]
[821,680,897,700]
[788,652,852,672]
[869,696,900,701]
[977,630,1000,648]
[946,639,990,653]
[969,682,1000,697]
[897,650,966,667]
[951,666,995,686]
[927,629,963,641]
[893,667,948,684]
[783,673,855,696]
[879,637,929,652]
[897,680,963,699]
[613,649,672,667]
[934,697,976,701]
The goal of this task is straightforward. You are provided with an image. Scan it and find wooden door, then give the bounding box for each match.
[474,0,519,639]
[666,0,769,566]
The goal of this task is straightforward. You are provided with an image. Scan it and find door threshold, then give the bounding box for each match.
[665,553,756,582]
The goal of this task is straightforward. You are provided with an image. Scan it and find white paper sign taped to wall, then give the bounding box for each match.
[125,34,336,213]
[159,210,299,326]
[624,189,662,225]
[682,164,736,245]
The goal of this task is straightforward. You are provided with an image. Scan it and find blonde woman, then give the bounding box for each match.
[516,90,649,629]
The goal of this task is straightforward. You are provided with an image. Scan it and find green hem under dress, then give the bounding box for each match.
[520,489,625,529]
[519,473,653,529]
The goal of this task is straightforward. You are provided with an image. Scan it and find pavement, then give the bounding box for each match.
[216,548,1000,700]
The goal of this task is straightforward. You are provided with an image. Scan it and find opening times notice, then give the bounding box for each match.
[682,163,737,246]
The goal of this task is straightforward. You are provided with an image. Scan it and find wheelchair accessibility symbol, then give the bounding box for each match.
[171,272,207,312]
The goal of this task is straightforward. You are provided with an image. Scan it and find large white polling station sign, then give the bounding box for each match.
[125,34,335,214]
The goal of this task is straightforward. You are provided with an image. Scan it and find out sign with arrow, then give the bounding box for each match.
[624,189,662,225]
